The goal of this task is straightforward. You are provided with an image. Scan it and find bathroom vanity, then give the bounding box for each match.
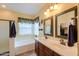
[35,37,77,56]
[35,39,60,56]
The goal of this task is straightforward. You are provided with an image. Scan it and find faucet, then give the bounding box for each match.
[60,38,66,46]
[45,35,48,39]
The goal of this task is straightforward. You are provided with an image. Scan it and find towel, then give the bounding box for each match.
[9,21,16,38]
[68,24,75,46]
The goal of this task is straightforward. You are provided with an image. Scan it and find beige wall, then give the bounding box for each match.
[0,8,34,21]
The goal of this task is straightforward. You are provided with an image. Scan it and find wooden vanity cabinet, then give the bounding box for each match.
[35,40,60,56]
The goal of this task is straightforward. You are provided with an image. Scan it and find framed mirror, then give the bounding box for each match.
[55,6,77,39]
[44,16,53,36]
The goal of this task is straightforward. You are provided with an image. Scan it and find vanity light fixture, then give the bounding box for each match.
[53,4,58,10]
[44,3,58,15]
[50,6,54,10]
[44,9,50,15]
[44,12,47,15]
[50,3,54,10]
[47,9,50,12]
[1,4,6,8]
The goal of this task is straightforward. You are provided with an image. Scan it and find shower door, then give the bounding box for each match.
[0,21,9,55]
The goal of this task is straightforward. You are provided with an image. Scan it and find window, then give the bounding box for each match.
[34,22,39,36]
[19,22,33,35]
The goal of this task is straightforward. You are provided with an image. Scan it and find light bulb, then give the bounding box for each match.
[44,12,47,15]
[47,9,50,12]
[54,4,58,10]
[50,6,54,10]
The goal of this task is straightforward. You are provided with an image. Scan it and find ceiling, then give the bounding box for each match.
[0,3,46,16]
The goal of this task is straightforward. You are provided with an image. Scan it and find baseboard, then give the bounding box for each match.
[0,51,9,56]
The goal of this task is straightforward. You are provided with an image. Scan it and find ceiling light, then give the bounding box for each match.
[47,9,50,12]
[50,6,54,10]
[44,12,47,15]
[2,5,6,8]
[54,4,58,10]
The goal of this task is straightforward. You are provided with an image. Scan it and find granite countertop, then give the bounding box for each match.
[35,37,78,56]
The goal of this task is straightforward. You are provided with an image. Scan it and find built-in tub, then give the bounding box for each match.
[15,37,35,55]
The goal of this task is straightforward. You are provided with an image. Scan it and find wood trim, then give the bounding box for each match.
[55,6,77,39]
[0,19,15,22]
[34,17,39,21]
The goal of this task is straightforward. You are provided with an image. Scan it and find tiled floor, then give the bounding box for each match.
[17,50,36,56]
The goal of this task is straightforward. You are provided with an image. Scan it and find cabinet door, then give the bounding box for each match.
[53,51,60,56]
[35,40,39,56]
[35,40,61,56]
[54,53,60,56]
[44,46,54,56]
[39,49,46,56]
[39,42,52,56]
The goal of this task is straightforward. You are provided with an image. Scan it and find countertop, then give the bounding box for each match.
[35,37,78,56]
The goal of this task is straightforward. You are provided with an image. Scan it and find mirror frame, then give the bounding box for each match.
[55,6,77,39]
[44,16,53,36]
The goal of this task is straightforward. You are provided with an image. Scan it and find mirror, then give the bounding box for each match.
[44,16,53,36]
[55,6,77,39]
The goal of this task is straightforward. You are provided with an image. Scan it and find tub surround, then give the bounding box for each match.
[35,37,77,56]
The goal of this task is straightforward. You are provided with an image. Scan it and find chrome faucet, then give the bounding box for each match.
[60,39,66,46]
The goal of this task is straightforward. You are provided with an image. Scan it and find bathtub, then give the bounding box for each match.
[15,36,35,55]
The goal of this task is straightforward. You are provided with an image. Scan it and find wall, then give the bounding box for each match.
[0,8,34,20]
[36,3,79,55]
